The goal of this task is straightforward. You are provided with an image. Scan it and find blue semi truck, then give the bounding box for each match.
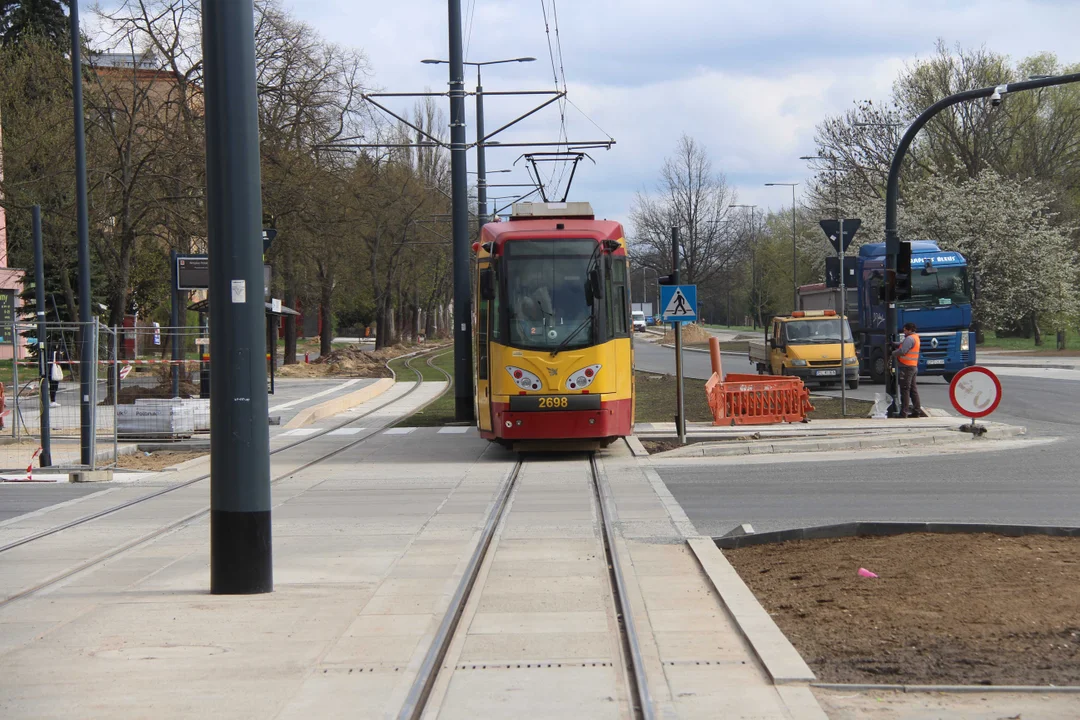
[798,240,975,384]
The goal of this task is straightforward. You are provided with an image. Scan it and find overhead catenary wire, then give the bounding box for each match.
[538,0,569,197]
[463,0,477,61]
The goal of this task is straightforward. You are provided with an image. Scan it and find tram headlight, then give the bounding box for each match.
[505,365,541,391]
[567,364,601,391]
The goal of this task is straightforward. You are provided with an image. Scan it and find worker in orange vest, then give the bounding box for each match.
[892,322,926,418]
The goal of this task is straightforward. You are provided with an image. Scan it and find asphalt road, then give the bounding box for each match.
[636,336,1080,536]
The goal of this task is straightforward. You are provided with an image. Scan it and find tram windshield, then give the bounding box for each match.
[504,239,599,351]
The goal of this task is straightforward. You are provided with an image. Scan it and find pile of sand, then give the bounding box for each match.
[661,323,712,344]
[277,345,408,378]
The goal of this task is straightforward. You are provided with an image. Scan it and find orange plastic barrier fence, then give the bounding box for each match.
[705,372,814,426]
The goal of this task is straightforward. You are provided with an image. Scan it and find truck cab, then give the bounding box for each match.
[749,310,859,390]
[857,241,974,383]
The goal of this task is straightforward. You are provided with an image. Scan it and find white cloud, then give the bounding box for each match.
[282,0,1080,228]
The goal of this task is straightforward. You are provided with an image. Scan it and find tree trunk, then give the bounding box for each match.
[424,302,436,337]
[319,278,333,357]
[1033,314,1043,346]
[283,260,297,365]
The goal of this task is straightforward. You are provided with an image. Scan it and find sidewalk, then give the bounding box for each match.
[0,406,826,718]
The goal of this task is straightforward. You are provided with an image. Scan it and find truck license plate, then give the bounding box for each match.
[926,359,945,366]
[815,369,837,376]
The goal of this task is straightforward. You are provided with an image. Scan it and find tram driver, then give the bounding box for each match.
[513,269,553,340]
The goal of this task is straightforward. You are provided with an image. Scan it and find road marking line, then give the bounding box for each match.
[383,427,416,435]
[327,428,364,436]
[437,427,470,434]
[281,428,318,437]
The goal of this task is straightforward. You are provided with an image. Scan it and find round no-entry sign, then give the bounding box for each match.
[949,366,1002,419]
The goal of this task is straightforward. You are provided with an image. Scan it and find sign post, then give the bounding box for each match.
[820,219,860,415]
[660,275,698,445]
[949,366,1002,435]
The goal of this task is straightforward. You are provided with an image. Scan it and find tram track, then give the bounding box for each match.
[398,451,655,720]
[0,346,452,607]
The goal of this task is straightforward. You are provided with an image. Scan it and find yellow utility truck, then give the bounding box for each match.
[747,310,859,390]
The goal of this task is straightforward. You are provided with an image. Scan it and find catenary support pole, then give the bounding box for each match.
[203,0,273,594]
[69,0,93,466]
[32,206,51,467]
[672,226,685,444]
[448,0,474,422]
[475,67,488,227]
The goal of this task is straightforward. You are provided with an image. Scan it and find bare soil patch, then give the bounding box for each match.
[116,450,206,471]
[725,533,1080,686]
[277,345,410,378]
[113,381,200,404]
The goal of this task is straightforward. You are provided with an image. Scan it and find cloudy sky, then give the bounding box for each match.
[280,0,1077,226]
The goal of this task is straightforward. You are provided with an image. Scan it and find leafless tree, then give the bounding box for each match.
[629,135,740,285]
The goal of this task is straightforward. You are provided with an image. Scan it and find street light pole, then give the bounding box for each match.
[765,183,799,311]
[641,266,658,316]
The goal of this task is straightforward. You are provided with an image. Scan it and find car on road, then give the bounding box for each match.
[632,310,647,332]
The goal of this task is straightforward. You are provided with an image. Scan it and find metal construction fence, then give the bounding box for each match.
[5,323,216,466]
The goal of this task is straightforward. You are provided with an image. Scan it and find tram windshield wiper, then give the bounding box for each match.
[550,316,592,357]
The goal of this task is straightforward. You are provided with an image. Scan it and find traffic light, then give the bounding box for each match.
[658,274,677,285]
[896,240,912,300]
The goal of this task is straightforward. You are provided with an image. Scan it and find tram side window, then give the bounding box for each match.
[607,259,629,338]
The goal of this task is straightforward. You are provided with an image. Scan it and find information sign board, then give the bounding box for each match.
[176,255,209,290]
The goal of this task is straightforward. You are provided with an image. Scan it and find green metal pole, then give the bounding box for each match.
[203,0,273,594]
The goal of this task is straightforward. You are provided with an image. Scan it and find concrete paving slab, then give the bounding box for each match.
[436,665,627,720]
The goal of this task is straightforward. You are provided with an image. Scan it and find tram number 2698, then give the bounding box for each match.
[509,394,601,412]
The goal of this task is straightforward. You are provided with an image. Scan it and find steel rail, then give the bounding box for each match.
[0,348,455,608]
[0,346,449,556]
[590,453,656,720]
[397,457,524,720]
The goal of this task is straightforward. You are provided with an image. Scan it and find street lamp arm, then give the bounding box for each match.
[885,71,1080,237]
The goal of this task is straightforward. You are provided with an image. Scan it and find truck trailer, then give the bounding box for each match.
[798,240,975,384]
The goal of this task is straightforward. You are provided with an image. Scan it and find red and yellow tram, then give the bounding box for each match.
[473,201,635,446]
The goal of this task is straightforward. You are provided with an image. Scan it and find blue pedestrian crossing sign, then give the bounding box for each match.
[660,284,697,323]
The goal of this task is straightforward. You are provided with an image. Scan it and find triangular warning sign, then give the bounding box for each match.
[664,288,693,316]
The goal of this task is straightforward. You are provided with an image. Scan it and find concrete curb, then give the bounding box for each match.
[687,537,817,685]
[624,435,650,458]
[650,423,1026,458]
[812,682,1080,693]
[712,521,1080,550]
[283,377,394,429]
[162,453,212,473]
